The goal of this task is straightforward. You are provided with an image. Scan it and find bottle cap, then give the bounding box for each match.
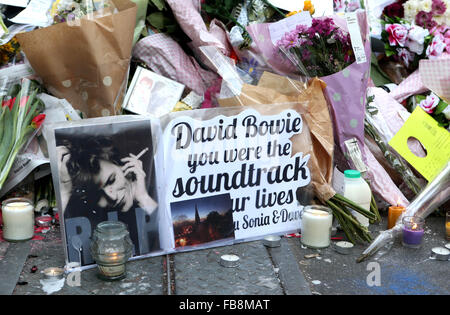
[344,170,361,178]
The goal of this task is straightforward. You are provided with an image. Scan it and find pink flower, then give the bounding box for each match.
[385,23,409,47]
[277,30,300,49]
[397,48,414,67]
[426,35,446,58]
[419,93,440,113]
[445,37,450,53]
[19,96,30,108]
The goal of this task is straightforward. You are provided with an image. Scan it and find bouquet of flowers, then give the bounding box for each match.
[49,0,117,24]
[0,36,22,67]
[403,0,450,28]
[278,12,411,209]
[365,93,424,195]
[381,4,450,70]
[277,17,356,77]
[334,0,362,13]
[0,79,46,190]
[17,0,137,118]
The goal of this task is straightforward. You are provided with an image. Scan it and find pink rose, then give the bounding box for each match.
[426,35,446,59]
[419,93,440,113]
[385,23,409,47]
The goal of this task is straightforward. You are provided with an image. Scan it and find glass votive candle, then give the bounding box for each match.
[90,221,133,281]
[1,198,34,242]
[300,205,333,249]
[402,216,425,249]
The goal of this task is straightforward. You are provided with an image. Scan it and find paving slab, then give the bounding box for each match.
[267,238,311,295]
[0,241,31,295]
[173,241,285,295]
[11,227,165,295]
[287,215,450,295]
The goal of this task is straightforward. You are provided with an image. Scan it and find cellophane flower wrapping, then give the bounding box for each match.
[276,11,409,206]
[16,0,137,118]
[365,87,426,196]
[0,78,46,190]
[359,162,450,262]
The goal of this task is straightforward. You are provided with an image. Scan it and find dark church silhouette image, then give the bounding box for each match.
[173,203,234,248]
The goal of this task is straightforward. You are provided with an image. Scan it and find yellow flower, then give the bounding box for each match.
[303,1,315,15]
[286,10,300,17]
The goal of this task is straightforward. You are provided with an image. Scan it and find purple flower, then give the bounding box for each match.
[432,0,447,15]
[277,30,299,49]
[415,11,437,30]
[302,49,311,60]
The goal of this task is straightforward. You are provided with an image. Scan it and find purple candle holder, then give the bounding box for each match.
[402,216,425,249]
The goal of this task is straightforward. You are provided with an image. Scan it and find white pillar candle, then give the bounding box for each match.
[301,206,333,249]
[2,198,34,242]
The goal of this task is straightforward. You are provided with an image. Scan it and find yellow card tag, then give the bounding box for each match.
[389,107,450,181]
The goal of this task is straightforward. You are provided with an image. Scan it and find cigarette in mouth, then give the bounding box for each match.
[135,147,149,159]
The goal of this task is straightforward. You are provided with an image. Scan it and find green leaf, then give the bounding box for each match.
[149,0,166,11]
[415,94,426,103]
[147,12,166,29]
[434,100,449,115]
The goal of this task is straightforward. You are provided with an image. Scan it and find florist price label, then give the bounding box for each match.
[345,12,367,64]
[163,109,312,244]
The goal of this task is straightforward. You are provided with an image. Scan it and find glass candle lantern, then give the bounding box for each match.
[1,198,34,242]
[402,216,425,249]
[300,205,333,249]
[90,221,133,281]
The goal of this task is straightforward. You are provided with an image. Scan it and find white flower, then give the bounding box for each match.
[407,40,424,54]
[421,0,433,12]
[406,24,429,54]
[408,25,429,45]
[443,105,450,120]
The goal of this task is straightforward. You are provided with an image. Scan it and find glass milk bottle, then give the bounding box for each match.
[343,170,371,227]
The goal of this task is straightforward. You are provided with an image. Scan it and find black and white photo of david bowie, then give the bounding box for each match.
[54,120,161,266]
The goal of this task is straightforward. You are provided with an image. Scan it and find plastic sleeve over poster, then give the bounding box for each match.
[46,107,313,268]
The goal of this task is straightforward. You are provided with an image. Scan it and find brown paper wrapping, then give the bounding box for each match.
[219,73,336,202]
[17,0,137,118]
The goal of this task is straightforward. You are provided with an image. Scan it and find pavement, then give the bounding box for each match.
[0,214,448,296]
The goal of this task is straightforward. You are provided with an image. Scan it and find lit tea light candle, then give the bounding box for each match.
[220,254,240,268]
[263,235,281,248]
[387,201,405,229]
[43,267,64,280]
[431,247,450,261]
[300,205,333,249]
[402,216,425,249]
[1,198,34,242]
